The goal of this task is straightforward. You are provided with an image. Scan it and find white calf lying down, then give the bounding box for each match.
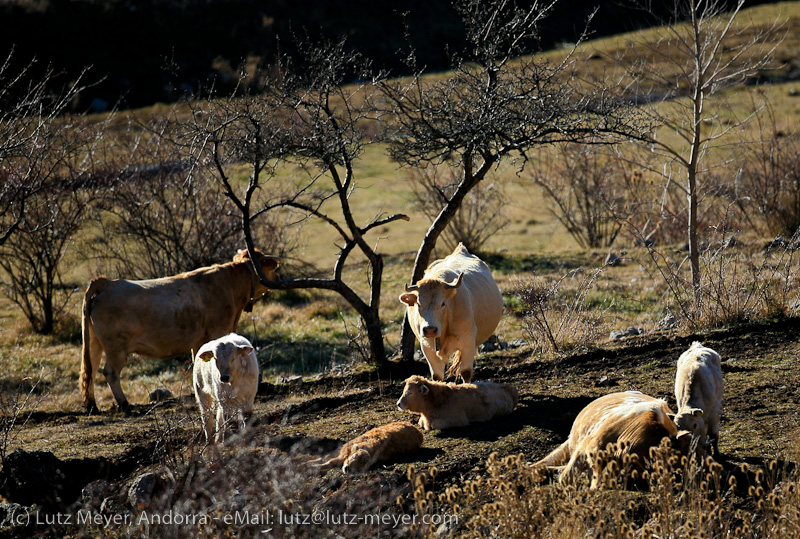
[397,375,518,430]
[535,391,693,489]
[674,341,724,455]
[193,333,259,443]
[313,421,424,474]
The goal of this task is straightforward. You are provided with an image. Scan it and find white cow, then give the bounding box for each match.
[400,243,503,383]
[193,333,259,443]
[534,391,694,489]
[674,342,724,455]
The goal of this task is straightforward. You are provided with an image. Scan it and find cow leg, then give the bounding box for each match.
[214,404,227,443]
[458,340,477,383]
[195,388,214,442]
[82,334,104,413]
[102,350,130,413]
[421,346,445,381]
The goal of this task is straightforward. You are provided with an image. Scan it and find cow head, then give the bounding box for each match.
[673,408,706,438]
[397,375,430,412]
[672,430,707,462]
[234,249,281,280]
[399,274,463,340]
[342,446,371,474]
[198,341,255,384]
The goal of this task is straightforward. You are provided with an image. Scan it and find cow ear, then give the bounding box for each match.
[419,383,429,395]
[692,408,704,417]
[239,346,254,357]
[399,293,417,306]
[261,256,280,271]
[199,350,214,362]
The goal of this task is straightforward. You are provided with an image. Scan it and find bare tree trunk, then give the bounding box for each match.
[399,156,492,361]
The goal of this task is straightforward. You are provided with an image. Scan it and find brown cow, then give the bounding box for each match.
[80,250,279,413]
[534,391,694,489]
[396,375,518,430]
[313,421,424,474]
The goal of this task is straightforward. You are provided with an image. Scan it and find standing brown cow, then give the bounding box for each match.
[80,250,279,413]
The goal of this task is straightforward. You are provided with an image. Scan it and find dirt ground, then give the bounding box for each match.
[3,318,800,535]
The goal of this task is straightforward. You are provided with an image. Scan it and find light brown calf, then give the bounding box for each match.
[313,421,424,474]
[397,375,518,430]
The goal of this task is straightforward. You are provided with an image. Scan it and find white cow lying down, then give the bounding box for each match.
[534,391,694,489]
[193,333,259,443]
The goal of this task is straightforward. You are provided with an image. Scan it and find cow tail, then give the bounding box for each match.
[80,278,110,408]
[536,440,572,468]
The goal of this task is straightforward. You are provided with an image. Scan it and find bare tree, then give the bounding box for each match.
[0,173,103,334]
[0,51,87,245]
[410,163,510,253]
[170,38,407,364]
[380,0,644,360]
[531,144,646,249]
[623,0,783,306]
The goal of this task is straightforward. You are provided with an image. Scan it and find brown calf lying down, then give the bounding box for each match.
[397,375,518,430]
[534,391,694,489]
[313,421,424,474]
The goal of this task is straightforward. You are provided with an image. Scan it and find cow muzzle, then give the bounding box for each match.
[422,325,438,338]
[397,399,407,411]
[220,374,232,383]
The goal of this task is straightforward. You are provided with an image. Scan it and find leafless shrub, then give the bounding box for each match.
[0,176,102,334]
[628,220,800,331]
[512,268,609,355]
[0,370,47,463]
[531,144,639,249]
[410,164,510,253]
[733,102,800,238]
[0,51,88,245]
[118,430,409,538]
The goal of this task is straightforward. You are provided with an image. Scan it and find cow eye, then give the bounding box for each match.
[441,301,446,307]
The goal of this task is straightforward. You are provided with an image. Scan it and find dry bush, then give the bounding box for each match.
[631,225,800,331]
[0,370,47,462]
[111,430,410,538]
[512,269,609,355]
[410,164,510,254]
[409,442,800,539]
[733,106,800,239]
[0,178,101,334]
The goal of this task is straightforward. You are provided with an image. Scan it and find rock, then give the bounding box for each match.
[0,502,28,528]
[765,236,788,251]
[605,252,621,266]
[480,335,504,352]
[595,375,616,387]
[609,330,626,341]
[82,479,112,510]
[276,375,303,385]
[128,471,173,510]
[625,327,642,337]
[507,339,527,349]
[657,313,677,330]
[148,388,173,403]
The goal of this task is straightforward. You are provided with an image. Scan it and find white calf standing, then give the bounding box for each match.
[674,342,724,455]
[193,333,259,443]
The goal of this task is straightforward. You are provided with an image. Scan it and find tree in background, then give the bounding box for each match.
[409,163,510,253]
[623,0,782,309]
[170,38,407,365]
[0,51,87,245]
[380,0,645,361]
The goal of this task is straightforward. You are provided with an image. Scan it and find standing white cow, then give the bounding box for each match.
[193,333,260,443]
[400,243,503,383]
[674,342,724,455]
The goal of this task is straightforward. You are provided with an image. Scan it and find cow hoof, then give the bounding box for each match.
[85,403,100,415]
